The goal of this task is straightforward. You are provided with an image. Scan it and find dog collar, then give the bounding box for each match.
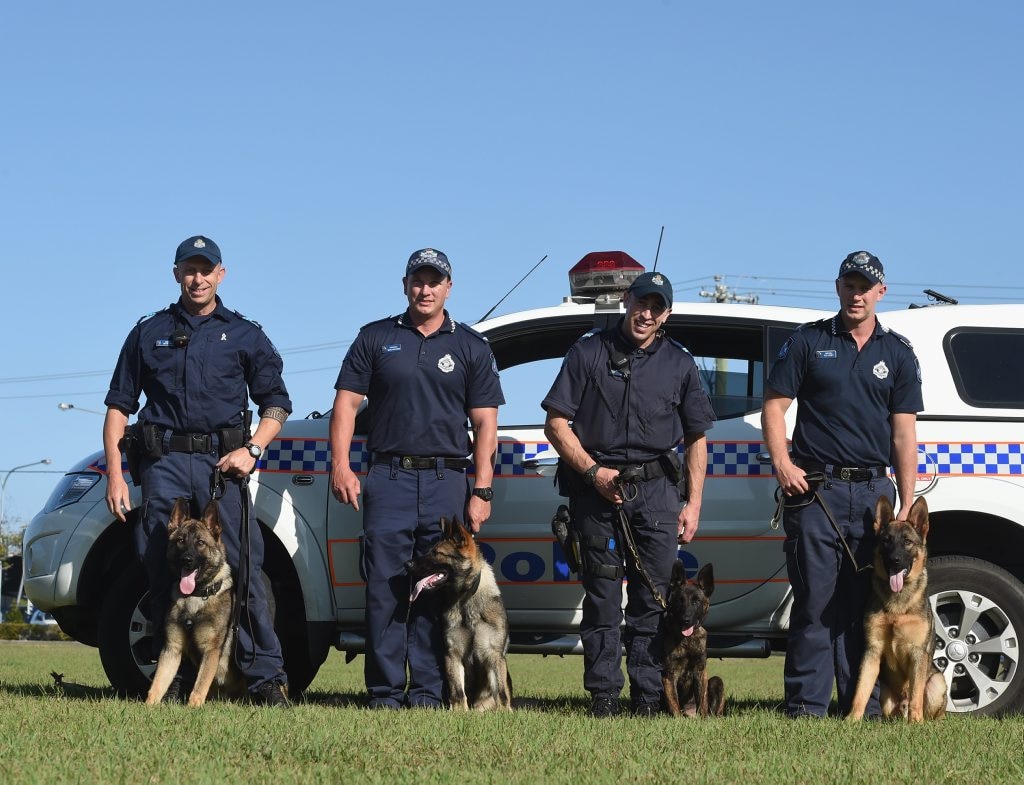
[193,580,223,599]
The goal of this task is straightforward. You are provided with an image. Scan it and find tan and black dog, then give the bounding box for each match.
[661,561,725,717]
[145,498,246,707]
[847,495,947,722]
[405,516,512,711]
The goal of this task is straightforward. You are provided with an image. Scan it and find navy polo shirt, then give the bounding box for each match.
[542,324,716,463]
[105,297,292,432]
[335,310,505,457]
[766,314,923,468]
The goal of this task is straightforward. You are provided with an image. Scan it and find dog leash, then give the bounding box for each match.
[613,468,667,611]
[211,468,257,671]
[770,471,871,574]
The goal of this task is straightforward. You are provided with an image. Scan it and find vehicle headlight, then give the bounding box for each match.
[42,473,101,512]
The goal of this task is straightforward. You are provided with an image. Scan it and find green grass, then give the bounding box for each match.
[1,641,1021,784]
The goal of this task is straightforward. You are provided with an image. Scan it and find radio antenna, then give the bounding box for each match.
[478,254,549,323]
[652,226,665,271]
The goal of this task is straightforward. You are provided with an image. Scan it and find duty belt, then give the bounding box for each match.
[603,458,668,481]
[165,431,215,454]
[372,453,471,471]
[797,462,887,482]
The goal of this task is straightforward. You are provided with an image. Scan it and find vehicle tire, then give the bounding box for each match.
[97,562,154,699]
[96,559,312,699]
[928,555,1024,716]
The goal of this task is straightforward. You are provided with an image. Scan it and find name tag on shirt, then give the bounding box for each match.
[381,344,402,353]
[815,350,837,359]
[155,339,173,347]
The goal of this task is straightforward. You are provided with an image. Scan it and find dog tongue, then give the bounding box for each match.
[890,570,906,593]
[681,626,695,638]
[180,570,198,596]
[410,573,444,603]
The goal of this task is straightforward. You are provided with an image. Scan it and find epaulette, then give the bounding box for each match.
[576,327,602,343]
[455,321,491,343]
[664,334,693,355]
[361,314,403,332]
[232,310,263,329]
[881,325,915,350]
[135,306,169,326]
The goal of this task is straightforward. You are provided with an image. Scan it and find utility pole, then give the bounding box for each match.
[699,275,759,304]
[697,277,758,402]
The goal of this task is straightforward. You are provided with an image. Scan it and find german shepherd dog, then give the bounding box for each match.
[661,561,725,717]
[847,496,947,722]
[405,517,513,711]
[145,498,245,706]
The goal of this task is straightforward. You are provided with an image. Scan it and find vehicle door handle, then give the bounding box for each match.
[521,456,559,477]
[292,475,315,486]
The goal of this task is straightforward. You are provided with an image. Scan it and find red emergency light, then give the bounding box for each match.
[568,251,646,300]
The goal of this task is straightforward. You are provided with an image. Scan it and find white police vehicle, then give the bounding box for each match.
[22,254,1024,716]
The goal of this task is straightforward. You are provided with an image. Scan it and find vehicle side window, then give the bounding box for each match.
[944,327,1024,408]
[665,323,775,420]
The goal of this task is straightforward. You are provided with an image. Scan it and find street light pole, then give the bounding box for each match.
[1,458,53,622]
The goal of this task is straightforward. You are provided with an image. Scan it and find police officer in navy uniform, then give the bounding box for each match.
[762,251,923,719]
[542,270,716,717]
[330,248,505,709]
[103,235,292,707]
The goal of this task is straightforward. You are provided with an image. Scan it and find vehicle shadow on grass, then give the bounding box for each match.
[299,689,589,713]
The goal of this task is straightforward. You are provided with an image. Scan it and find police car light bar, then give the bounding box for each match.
[568,251,645,302]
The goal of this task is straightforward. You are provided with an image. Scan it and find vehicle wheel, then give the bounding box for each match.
[97,563,154,699]
[929,555,1024,716]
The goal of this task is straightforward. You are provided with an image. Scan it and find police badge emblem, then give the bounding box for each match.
[438,354,455,373]
[194,238,206,248]
[873,361,889,380]
[652,274,664,286]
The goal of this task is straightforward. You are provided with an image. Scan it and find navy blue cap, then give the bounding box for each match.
[175,235,222,266]
[405,248,452,278]
[838,251,885,285]
[627,271,673,309]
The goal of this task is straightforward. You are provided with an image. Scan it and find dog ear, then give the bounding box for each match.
[874,495,895,533]
[202,499,222,540]
[696,562,715,598]
[908,496,929,541]
[450,516,471,543]
[670,558,686,585]
[168,498,189,533]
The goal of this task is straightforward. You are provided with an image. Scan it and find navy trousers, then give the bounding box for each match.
[782,473,893,717]
[137,449,287,691]
[361,459,469,708]
[572,475,680,707]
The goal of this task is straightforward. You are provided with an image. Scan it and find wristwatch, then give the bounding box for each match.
[244,442,262,459]
[583,463,601,486]
[471,487,494,502]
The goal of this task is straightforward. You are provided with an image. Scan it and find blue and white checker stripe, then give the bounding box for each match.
[205,439,1024,479]
[921,442,1024,476]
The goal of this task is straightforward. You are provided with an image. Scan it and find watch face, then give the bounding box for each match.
[247,444,261,458]
[473,488,493,501]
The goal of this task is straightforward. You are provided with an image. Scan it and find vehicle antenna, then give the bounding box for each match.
[478,254,549,323]
[652,226,665,271]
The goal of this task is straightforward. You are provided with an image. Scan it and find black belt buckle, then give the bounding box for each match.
[840,467,853,481]
[401,456,415,469]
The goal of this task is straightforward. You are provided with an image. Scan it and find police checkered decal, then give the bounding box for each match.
[920,442,1023,475]
[118,439,1018,478]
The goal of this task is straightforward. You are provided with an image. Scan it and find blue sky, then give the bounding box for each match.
[2,1,1022,528]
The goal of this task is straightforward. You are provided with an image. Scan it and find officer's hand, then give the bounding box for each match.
[678,504,699,544]
[775,461,810,497]
[331,465,361,512]
[465,496,490,534]
[217,449,257,478]
[106,476,131,523]
[593,467,623,505]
